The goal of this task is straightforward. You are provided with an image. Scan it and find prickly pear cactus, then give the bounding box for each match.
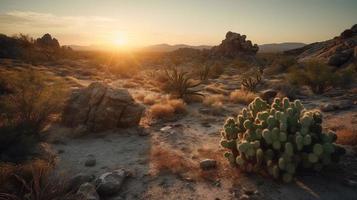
[220,97,345,182]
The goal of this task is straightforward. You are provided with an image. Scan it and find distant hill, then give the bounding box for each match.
[140,43,212,52]
[258,42,306,53]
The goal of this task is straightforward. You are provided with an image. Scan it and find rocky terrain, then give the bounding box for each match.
[0,28,357,200]
[285,24,357,67]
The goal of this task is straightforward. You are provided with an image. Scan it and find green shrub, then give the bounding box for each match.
[288,61,337,94]
[0,70,67,163]
[220,97,345,182]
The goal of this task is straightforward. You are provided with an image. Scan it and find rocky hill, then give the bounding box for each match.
[285,24,357,67]
[210,31,259,58]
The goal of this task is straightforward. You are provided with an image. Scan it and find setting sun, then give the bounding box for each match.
[114,37,127,46]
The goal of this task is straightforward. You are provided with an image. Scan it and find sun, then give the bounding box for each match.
[113,35,128,46]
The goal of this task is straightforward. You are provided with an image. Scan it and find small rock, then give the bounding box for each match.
[336,100,353,110]
[85,155,96,167]
[96,169,130,196]
[68,173,96,191]
[76,182,100,200]
[200,159,217,170]
[160,125,172,132]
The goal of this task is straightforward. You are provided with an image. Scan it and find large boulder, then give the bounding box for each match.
[35,33,60,48]
[62,82,145,132]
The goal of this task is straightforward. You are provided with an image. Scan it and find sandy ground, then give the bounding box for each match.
[2,58,357,199]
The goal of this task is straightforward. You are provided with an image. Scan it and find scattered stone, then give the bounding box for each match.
[96,169,130,196]
[69,173,96,191]
[63,82,145,132]
[160,125,172,132]
[85,155,96,167]
[76,182,100,200]
[200,159,217,170]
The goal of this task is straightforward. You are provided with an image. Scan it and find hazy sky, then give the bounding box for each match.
[0,0,356,47]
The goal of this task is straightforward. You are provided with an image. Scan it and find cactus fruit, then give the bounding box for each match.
[220,97,345,183]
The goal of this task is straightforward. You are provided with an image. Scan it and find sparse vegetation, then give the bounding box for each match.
[0,69,67,163]
[287,61,355,94]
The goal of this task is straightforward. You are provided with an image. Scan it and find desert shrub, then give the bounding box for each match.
[229,90,257,105]
[220,97,345,182]
[241,73,262,92]
[0,70,67,163]
[203,94,226,108]
[287,61,338,94]
[0,159,76,200]
[150,99,186,119]
[161,67,203,100]
[264,56,297,75]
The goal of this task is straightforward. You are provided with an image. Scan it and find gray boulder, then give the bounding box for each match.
[95,169,130,196]
[63,82,145,132]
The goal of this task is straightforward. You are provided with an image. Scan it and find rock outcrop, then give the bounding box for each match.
[210,31,259,58]
[62,82,145,132]
[285,24,357,67]
[35,33,60,48]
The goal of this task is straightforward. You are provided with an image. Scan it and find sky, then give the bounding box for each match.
[0,0,356,48]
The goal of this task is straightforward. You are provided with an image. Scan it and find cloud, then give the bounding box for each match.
[0,10,125,45]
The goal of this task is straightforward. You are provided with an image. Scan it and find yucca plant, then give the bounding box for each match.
[163,67,203,100]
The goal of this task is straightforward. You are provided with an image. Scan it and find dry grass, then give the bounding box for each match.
[150,146,198,177]
[149,145,243,183]
[203,94,225,108]
[229,89,257,105]
[336,129,357,146]
[0,159,76,200]
[150,99,186,119]
[143,94,159,105]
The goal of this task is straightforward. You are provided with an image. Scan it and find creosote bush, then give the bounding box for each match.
[220,97,345,182]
